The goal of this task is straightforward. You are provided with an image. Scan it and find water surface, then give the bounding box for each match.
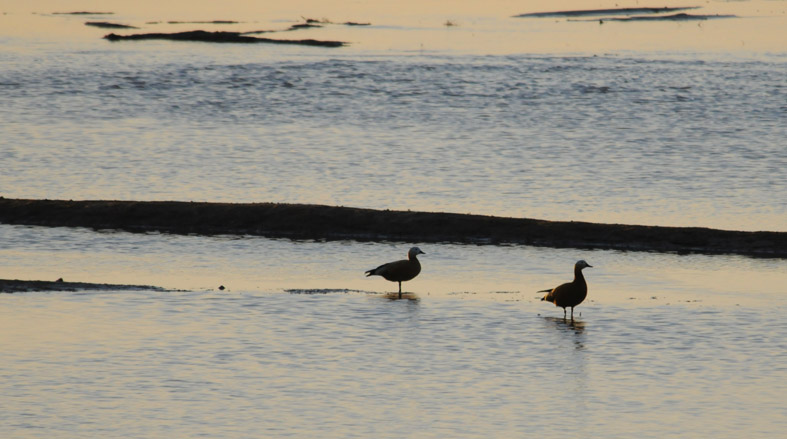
[1,1,786,230]
[2,265,785,437]
[1,222,786,438]
[1,1,786,436]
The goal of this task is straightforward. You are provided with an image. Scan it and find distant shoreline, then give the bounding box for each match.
[0,198,784,258]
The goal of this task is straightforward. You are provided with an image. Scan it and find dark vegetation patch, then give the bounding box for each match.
[0,199,784,258]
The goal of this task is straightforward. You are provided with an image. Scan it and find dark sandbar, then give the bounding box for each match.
[86,21,138,29]
[514,7,699,18]
[289,23,322,30]
[286,288,369,295]
[583,13,736,22]
[103,30,346,47]
[166,20,239,24]
[53,11,114,15]
[243,20,370,35]
[0,199,784,258]
[0,278,170,294]
[302,18,371,26]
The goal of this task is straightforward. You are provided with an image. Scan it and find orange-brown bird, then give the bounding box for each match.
[365,247,425,298]
[539,260,592,320]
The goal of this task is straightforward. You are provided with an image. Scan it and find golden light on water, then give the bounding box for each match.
[2,1,786,55]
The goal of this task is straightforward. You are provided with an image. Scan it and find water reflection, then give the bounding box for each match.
[382,292,420,301]
[542,316,586,350]
[2,283,785,438]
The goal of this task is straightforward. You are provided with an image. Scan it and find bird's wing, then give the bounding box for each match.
[378,259,409,276]
[367,259,407,276]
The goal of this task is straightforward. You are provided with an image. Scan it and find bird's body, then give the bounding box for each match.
[365,247,424,298]
[540,260,592,320]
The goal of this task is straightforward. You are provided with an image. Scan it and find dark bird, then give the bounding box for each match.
[365,247,425,298]
[539,260,592,320]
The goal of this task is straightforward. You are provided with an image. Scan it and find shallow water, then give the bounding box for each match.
[1,224,786,438]
[3,292,786,438]
[2,225,787,437]
[2,224,784,305]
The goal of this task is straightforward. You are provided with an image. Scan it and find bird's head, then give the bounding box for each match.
[576,260,592,270]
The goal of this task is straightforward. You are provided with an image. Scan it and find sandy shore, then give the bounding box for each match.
[0,198,784,258]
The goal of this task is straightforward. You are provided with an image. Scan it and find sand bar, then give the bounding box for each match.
[103,30,346,47]
[1,198,784,258]
[0,278,171,293]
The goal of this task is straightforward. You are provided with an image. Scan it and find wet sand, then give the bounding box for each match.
[0,278,170,293]
[1,198,784,258]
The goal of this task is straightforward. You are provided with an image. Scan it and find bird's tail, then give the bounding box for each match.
[538,289,552,301]
[364,269,375,277]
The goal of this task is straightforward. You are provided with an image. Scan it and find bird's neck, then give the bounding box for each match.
[573,267,586,285]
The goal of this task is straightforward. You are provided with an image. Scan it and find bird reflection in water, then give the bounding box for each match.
[542,316,586,350]
[383,292,420,301]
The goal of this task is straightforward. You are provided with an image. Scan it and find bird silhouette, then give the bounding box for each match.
[365,247,425,299]
[539,260,592,320]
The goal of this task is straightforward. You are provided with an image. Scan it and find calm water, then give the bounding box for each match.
[2,289,786,438]
[1,224,786,438]
[1,1,787,437]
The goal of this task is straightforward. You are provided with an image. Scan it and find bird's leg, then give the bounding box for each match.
[570,307,574,321]
[398,281,402,299]
[563,308,567,320]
